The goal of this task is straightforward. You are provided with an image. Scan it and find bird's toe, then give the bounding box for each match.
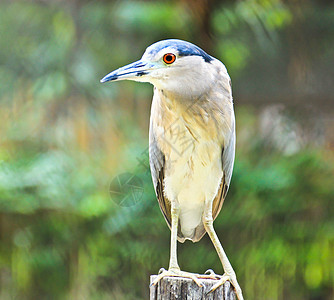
[208,273,244,300]
[150,268,203,287]
[198,269,221,279]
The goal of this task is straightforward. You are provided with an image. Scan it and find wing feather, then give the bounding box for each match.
[149,127,169,222]
[149,126,187,242]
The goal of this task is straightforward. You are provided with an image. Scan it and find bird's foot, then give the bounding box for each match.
[207,271,244,300]
[196,268,222,280]
[150,267,202,287]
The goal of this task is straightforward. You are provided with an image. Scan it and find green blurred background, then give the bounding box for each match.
[0,0,333,299]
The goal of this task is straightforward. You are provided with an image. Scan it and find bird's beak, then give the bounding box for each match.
[100,60,155,83]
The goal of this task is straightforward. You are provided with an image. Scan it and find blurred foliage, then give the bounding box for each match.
[0,0,333,299]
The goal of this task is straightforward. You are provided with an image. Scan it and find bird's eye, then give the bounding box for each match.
[163,53,176,64]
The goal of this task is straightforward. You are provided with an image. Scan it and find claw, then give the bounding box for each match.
[196,269,221,280]
[199,269,222,279]
[151,268,174,287]
[208,274,229,293]
[205,269,215,275]
[207,273,244,300]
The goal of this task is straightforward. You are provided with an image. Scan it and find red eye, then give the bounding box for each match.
[163,53,176,64]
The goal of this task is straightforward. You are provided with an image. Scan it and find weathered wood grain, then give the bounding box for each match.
[150,275,236,300]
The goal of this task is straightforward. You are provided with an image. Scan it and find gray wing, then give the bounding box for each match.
[213,119,236,219]
[212,58,236,194]
[149,126,172,230]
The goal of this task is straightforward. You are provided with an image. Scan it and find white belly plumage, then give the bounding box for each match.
[162,119,223,240]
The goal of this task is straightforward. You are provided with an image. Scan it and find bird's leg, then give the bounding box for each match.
[150,201,202,287]
[169,201,180,271]
[203,200,244,300]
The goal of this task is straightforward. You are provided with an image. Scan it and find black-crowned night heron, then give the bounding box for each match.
[101,39,243,300]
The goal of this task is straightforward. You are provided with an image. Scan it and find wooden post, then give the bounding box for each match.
[150,275,236,300]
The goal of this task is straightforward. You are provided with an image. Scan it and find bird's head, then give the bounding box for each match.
[100,39,220,97]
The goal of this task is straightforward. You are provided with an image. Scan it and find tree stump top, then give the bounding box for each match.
[150,275,236,300]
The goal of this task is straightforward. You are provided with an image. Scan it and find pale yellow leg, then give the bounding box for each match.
[150,201,202,287]
[203,200,244,300]
[169,201,180,271]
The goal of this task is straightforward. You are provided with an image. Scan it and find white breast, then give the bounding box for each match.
[161,113,223,239]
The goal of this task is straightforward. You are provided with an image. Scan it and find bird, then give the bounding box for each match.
[101,39,243,300]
